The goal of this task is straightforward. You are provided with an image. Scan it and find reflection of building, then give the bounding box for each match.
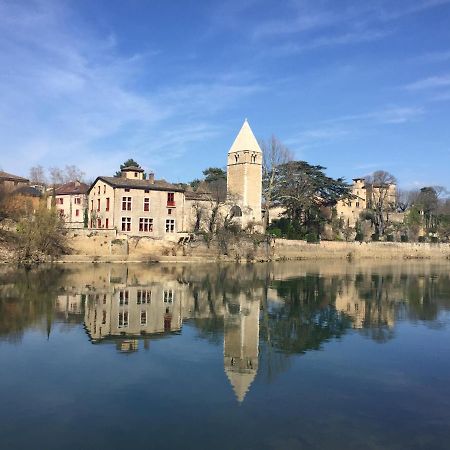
[335,277,397,329]
[84,283,186,348]
[224,293,259,403]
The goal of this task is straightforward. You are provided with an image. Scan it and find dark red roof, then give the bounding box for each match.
[54,181,89,195]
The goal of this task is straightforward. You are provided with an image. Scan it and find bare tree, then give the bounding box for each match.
[29,165,47,186]
[64,165,85,182]
[260,135,293,232]
[49,165,85,186]
[49,167,65,186]
[365,170,397,236]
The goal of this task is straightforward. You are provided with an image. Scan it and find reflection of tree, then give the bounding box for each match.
[0,267,63,342]
[261,276,352,355]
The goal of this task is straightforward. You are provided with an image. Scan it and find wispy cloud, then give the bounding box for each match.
[405,74,450,90]
[323,106,424,124]
[0,0,264,178]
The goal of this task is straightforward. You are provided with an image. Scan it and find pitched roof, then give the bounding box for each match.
[0,171,29,182]
[12,186,42,197]
[54,181,89,195]
[228,119,262,154]
[92,176,184,193]
[185,190,212,201]
[121,165,144,172]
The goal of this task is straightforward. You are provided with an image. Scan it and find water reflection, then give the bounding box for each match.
[1,261,450,403]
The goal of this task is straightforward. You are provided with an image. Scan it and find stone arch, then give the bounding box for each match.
[230,205,242,218]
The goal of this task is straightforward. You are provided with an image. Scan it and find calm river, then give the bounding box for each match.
[1,261,450,449]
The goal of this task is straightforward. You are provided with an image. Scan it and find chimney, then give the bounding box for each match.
[147,173,155,184]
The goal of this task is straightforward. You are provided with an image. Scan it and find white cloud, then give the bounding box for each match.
[405,75,450,90]
[0,0,264,179]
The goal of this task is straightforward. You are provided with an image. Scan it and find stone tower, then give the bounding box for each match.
[227,119,262,224]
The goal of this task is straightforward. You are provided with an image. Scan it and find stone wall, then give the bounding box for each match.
[61,231,450,263]
[274,239,450,260]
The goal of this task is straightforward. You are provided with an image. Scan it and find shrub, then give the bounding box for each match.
[355,232,364,242]
[418,236,426,243]
[371,233,380,242]
[400,235,409,242]
[306,232,320,243]
[17,205,67,260]
[386,235,394,242]
[268,227,282,238]
[431,236,439,244]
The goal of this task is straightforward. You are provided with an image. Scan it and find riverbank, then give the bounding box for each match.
[2,229,450,264]
[54,239,450,263]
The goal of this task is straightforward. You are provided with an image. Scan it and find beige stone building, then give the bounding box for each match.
[88,166,186,239]
[226,119,263,227]
[48,181,89,228]
[0,170,29,192]
[336,178,367,227]
[336,178,397,228]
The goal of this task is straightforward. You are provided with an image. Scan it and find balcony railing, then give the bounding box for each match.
[167,201,175,207]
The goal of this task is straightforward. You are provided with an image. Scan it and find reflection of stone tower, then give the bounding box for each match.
[224,294,260,403]
[226,119,262,225]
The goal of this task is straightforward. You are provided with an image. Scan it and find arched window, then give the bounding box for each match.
[234,153,239,163]
[251,154,257,163]
[230,205,242,218]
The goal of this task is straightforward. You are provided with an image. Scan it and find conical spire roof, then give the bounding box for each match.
[225,368,257,403]
[228,119,262,154]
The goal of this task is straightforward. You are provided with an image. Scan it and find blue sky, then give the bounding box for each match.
[0,0,449,189]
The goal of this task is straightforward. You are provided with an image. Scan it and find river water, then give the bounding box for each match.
[1,261,450,449]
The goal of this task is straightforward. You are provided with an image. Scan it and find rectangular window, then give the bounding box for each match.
[105,218,109,228]
[122,197,131,211]
[356,201,360,208]
[139,218,153,232]
[98,186,100,194]
[121,217,131,231]
[102,310,107,325]
[106,197,110,211]
[165,219,175,233]
[144,189,149,193]
[75,209,79,217]
[91,199,93,210]
[58,198,63,205]
[125,188,130,192]
[74,197,81,205]
[140,311,147,326]
[164,289,174,303]
[137,290,151,304]
[97,218,101,228]
[59,209,64,217]
[119,290,129,305]
[167,208,172,215]
[103,184,106,194]
[167,192,175,207]
[118,311,129,328]
[97,199,100,211]
[143,197,150,211]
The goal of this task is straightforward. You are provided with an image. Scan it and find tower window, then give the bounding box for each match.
[235,154,239,163]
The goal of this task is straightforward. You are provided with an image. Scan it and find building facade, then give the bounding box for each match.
[49,181,89,228]
[88,166,186,239]
[336,178,397,228]
[0,171,29,192]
